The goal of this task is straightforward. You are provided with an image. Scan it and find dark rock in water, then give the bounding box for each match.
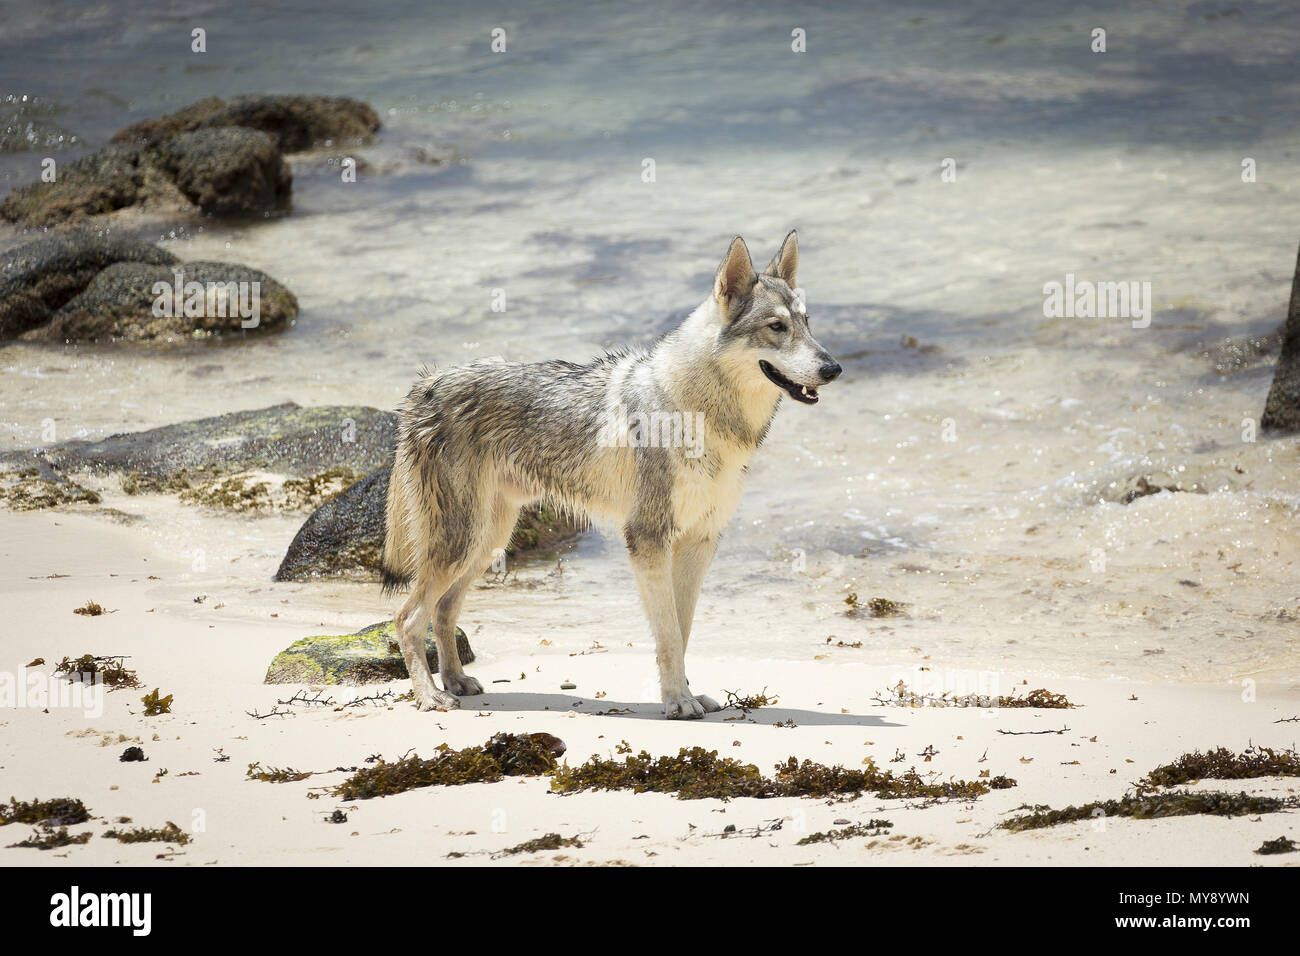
[151,127,290,216]
[263,620,473,685]
[0,144,151,227]
[1262,243,1300,431]
[1,127,291,226]
[0,403,397,482]
[112,94,381,152]
[24,260,297,343]
[0,231,178,339]
[275,463,587,582]
[275,466,388,581]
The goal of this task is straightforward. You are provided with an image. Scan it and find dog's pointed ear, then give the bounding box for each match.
[713,236,757,309]
[764,229,798,287]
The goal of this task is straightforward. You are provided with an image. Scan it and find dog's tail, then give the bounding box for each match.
[380,447,417,597]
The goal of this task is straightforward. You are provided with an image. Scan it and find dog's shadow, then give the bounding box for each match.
[460,691,902,727]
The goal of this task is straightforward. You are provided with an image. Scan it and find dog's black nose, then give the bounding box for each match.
[819,361,842,382]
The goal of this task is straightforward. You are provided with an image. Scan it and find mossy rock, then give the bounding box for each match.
[263,620,474,685]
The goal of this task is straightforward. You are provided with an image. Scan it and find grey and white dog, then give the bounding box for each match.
[381,231,840,718]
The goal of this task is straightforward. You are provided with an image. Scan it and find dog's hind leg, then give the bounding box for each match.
[430,489,522,699]
[395,576,461,711]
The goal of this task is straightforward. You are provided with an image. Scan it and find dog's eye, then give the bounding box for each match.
[768,321,788,334]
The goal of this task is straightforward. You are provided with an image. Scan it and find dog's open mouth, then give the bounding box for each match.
[759,360,819,404]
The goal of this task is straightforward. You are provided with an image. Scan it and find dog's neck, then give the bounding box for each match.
[651,298,781,449]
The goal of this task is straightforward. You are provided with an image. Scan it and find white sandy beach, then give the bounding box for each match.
[2,507,1297,867]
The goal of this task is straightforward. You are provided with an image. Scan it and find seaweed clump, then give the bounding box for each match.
[141,687,173,715]
[551,749,1016,802]
[1001,790,1298,832]
[872,681,1074,709]
[1137,745,1300,794]
[497,832,584,856]
[7,827,92,850]
[333,732,564,800]
[844,593,905,618]
[724,688,778,711]
[0,796,90,827]
[54,654,139,689]
[246,762,311,783]
[1255,836,1297,855]
[797,819,894,845]
[102,821,191,845]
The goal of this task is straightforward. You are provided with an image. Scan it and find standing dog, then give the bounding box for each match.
[381,231,840,718]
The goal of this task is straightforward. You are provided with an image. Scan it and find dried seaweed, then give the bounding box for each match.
[1001,790,1297,832]
[141,687,173,715]
[551,748,1016,802]
[797,819,894,844]
[496,832,584,856]
[53,654,139,689]
[332,732,564,800]
[1137,745,1300,794]
[102,821,191,845]
[7,827,92,849]
[246,762,311,783]
[0,796,90,827]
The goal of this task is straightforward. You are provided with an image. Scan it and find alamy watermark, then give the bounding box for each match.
[151,272,261,328]
[596,404,706,458]
[1043,272,1152,328]
[1,667,103,717]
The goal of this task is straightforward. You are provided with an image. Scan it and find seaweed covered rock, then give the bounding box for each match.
[0,403,397,483]
[112,94,380,152]
[1262,241,1300,431]
[0,232,179,339]
[263,620,473,685]
[149,127,290,216]
[25,260,297,343]
[274,464,587,582]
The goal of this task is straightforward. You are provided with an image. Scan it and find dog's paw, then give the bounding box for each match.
[664,693,712,720]
[695,693,722,713]
[414,685,461,712]
[443,673,483,697]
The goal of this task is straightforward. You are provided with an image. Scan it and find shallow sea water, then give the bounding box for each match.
[1,0,1297,684]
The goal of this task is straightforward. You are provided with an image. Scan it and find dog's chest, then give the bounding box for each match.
[671,448,750,534]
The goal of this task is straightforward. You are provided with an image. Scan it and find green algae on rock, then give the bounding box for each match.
[263,620,475,685]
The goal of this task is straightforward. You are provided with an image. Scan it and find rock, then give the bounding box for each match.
[275,466,388,581]
[112,94,380,152]
[0,231,179,339]
[0,145,149,227]
[274,463,587,582]
[151,127,290,216]
[1262,242,1300,431]
[1,127,291,227]
[0,403,397,482]
[24,260,297,343]
[263,620,473,685]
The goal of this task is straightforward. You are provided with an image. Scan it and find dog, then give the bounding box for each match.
[381,230,840,718]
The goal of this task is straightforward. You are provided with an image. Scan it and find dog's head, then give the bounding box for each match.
[712,230,840,405]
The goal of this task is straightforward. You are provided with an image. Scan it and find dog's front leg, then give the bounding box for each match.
[627,539,717,719]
